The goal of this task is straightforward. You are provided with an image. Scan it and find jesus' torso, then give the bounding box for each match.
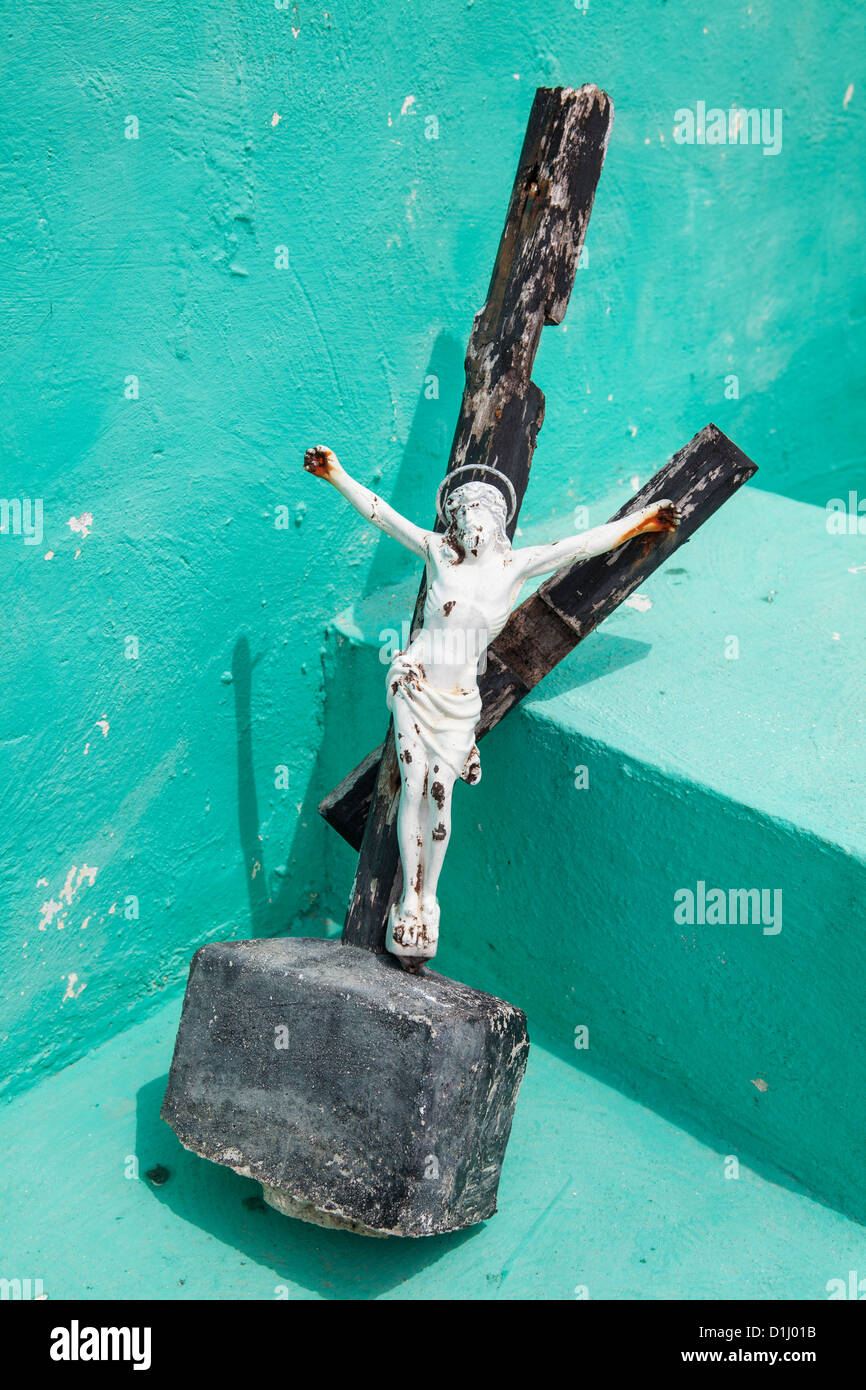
[400,534,527,693]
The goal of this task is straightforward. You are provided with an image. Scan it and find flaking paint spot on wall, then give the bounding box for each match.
[38,863,99,931]
[38,899,64,931]
[67,512,93,539]
[61,973,86,1003]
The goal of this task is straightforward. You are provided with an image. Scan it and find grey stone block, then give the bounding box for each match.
[161,938,529,1237]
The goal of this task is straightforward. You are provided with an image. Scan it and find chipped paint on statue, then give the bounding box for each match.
[304,446,680,968]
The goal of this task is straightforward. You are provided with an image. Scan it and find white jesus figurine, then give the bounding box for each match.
[304,446,680,968]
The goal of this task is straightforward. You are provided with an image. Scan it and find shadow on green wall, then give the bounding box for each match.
[232,635,275,936]
[230,627,356,942]
[362,331,463,597]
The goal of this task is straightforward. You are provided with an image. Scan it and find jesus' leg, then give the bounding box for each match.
[396,767,425,918]
[420,767,457,935]
[387,746,431,959]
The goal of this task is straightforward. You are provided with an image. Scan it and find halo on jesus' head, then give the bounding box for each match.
[436,464,516,531]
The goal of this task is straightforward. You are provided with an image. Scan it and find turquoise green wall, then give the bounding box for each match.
[2,0,863,1108]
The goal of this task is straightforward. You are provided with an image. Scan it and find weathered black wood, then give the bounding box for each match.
[342,85,615,952]
[319,750,382,853]
[322,424,757,850]
[499,422,758,685]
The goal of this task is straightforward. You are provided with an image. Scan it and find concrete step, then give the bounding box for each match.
[1,990,862,1300]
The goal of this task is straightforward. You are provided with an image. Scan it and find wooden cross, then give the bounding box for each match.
[326,85,757,951]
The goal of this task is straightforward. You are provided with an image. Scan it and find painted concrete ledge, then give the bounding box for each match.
[1,992,862,1301]
[322,484,866,1226]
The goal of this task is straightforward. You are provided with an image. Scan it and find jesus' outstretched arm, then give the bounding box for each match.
[515,500,681,580]
[303,446,430,558]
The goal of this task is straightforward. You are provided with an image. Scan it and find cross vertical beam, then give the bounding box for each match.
[342,85,615,952]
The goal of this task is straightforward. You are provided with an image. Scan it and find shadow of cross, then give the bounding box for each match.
[327,85,758,955]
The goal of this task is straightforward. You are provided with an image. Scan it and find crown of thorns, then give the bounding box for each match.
[436,465,517,527]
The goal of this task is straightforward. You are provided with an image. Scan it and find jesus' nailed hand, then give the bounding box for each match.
[303,445,680,970]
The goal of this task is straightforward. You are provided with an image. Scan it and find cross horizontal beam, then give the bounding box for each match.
[320,423,758,851]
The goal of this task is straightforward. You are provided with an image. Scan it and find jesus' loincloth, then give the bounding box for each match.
[386,653,482,784]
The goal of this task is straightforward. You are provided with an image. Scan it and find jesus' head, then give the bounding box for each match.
[443,481,510,557]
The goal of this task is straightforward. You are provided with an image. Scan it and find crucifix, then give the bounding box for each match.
[311,84,757,970]
[163,84,757,1238]
[303,453,680,965]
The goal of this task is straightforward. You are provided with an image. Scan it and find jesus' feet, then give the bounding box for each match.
[386,901,439,969]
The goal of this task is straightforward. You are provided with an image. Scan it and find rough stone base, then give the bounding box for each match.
[161,938,529,1237]
[260,1184,388,1236]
